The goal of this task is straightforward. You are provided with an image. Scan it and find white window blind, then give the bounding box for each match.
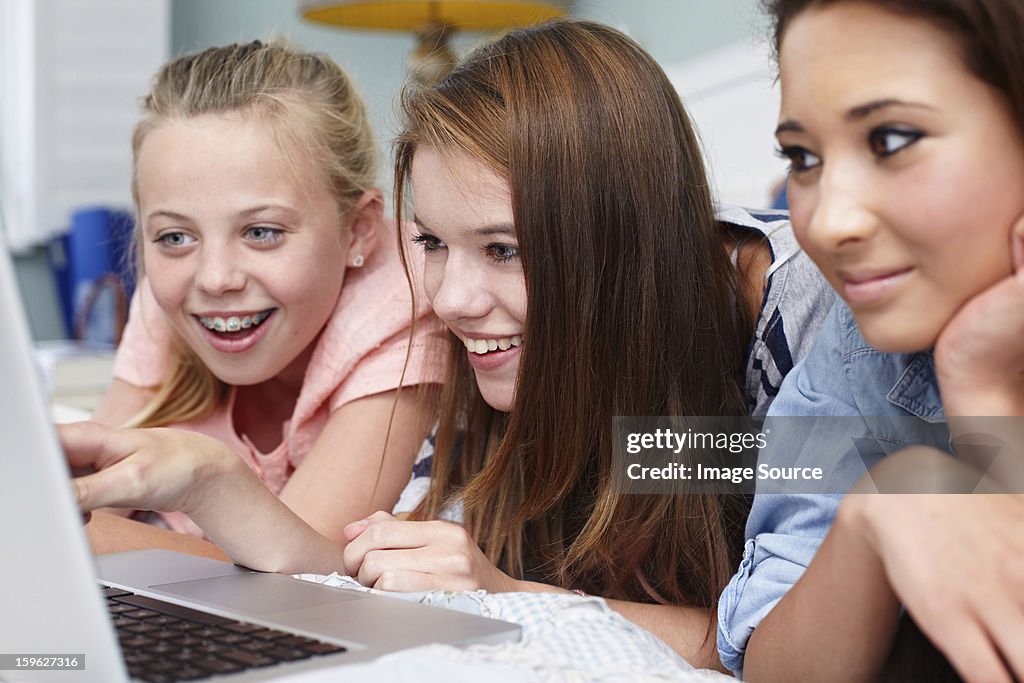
[1,0,169,252]
[665,41,787,208]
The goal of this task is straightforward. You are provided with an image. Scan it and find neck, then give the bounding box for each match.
[232,335,319,451]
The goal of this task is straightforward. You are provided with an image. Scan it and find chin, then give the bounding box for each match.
[477,385,514,413]
[857,319,939,354]
[201,357,277,387]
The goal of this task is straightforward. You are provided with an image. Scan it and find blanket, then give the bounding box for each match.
[276,573,737,682]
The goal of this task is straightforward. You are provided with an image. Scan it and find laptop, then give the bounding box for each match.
[0,233,520,682]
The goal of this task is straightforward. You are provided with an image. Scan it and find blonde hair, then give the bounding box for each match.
[127,40,378,428]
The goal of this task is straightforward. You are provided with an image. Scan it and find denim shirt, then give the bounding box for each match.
[716,300,951,678]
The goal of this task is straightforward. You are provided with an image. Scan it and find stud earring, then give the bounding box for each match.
[351,254,364,268]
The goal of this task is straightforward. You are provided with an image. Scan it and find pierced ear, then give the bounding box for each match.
[346,189,383,266]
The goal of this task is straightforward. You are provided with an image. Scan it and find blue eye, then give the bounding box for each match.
[411,232,446,253]
[485,243,519,263]
[245,226,283,244]
[153,231,196,248]
[868,127,924,157]
[775,145,821,174]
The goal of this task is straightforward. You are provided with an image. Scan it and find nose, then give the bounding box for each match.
[424,254,492,324]
[802,164,880,252]
[195,241,246,296]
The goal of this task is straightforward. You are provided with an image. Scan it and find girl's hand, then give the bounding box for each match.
[848,486,1024,682]
[342,511,521,593]
[935,216,1024,416]
[60,421,237,515]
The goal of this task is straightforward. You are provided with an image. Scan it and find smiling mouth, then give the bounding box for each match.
[197,309,274,335]
[460,335,523,355]
[840,268,914,306]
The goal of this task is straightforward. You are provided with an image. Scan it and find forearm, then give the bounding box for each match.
[86,510,228,561]
[279,388,437,545]
[608,600,721,670]
[187,454,346,575]
[511,579,720,668]
[744,496,901,682]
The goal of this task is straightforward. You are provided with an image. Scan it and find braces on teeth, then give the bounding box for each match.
[199,310,272,333]
[463,335,523,355]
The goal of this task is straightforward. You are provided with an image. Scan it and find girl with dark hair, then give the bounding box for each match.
[62,19,831,667]
[718,1,1024,680]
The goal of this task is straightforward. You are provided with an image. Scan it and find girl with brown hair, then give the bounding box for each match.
[344,18,831,665]
[63,20,831,667]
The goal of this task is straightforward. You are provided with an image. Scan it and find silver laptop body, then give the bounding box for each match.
[0,232,519,682]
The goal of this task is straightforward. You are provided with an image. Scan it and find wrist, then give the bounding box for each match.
[835,494,880,553]
[936,360,1024,416]
[182,437,241,515]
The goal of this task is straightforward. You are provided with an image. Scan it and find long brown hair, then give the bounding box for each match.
[766,0,1024,133]
[395,20,753,610]
[126,40,378,428]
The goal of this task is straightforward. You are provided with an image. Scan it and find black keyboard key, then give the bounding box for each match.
[102,585,349,679]
[222,650,277,668]
[305,641,348,656]
[171,634,209,648]
[109,603,143,615]
[265,646,313,662]
[111,616,139,629]
[149,642,181,657]
[120,635,157,650]
[191,626,226,639]
[137,673,176,683]
[253,629,292,641]
[278,635,317,648]
[240,639,280,653]
[112,594,232,626]
[193,657,244,674]
[223,622,265,634]
[123,653,154,666]
[174,669,210,681]
[141,661,177,675]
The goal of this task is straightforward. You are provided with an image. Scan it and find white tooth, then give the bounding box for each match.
[511,335,523,347]
[464,337,474,351]
[226,316,241,332]
[487,339,498,351]
[474,340,488,354]
[242,317,253,328]
[497,337,512,351]
[213,317,225,332]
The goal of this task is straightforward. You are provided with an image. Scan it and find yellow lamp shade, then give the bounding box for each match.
[300,0,567,32]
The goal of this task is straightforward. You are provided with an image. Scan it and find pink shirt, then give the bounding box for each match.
[113,225,446,536]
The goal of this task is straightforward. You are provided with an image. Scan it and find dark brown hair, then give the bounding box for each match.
[766,0,1024,132]
[395,19,754,612]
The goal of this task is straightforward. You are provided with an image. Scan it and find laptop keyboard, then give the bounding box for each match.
[103,586,347,682]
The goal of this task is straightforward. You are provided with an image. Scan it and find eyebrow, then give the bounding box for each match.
[413,216,516,237]
[146,209,190,222]
[145,205,300,223]
[775,99,937,136]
